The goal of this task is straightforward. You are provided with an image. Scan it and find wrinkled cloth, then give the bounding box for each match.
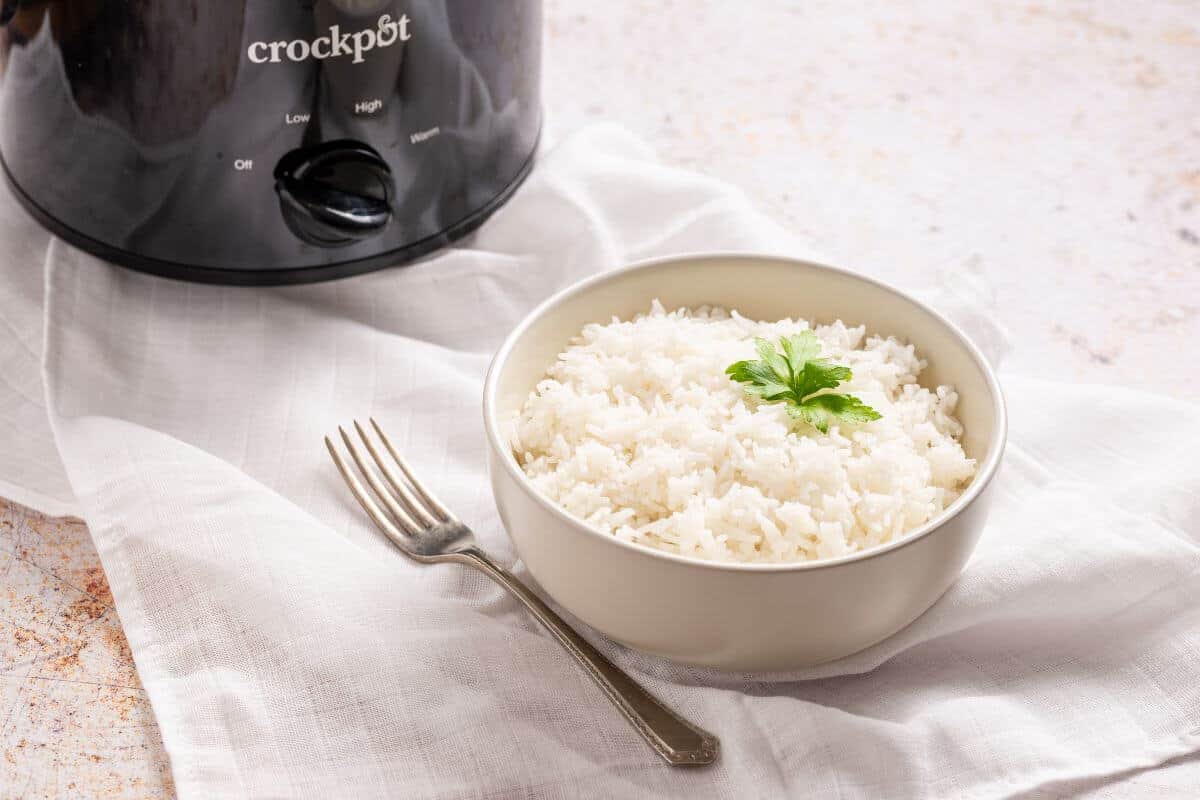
[1,125,1197,798]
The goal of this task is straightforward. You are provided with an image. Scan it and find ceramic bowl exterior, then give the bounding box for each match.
[483,253,1006,670]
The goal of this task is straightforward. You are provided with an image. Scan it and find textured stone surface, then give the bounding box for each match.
[3,1,1198,796]
[0,500,172,799]
[544,0,1199,401]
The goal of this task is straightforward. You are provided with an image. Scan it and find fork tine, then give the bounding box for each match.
[352,420,440,528]
[337,426,422,535]
[370,417,454,522]
[324,436,414,545]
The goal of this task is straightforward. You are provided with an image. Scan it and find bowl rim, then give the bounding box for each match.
[482,251,1008,573]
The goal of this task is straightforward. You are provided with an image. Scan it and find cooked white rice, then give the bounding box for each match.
[509,301,976,564]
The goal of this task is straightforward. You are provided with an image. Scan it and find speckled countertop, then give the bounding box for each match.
[545,1,1199,402]
[3,1,1197,797]
[1,504,172,798]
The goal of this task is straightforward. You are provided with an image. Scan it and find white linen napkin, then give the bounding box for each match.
[18,124,1200,797]
[0,177,74,515]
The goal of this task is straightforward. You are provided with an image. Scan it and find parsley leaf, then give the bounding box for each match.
[725,331,883,433]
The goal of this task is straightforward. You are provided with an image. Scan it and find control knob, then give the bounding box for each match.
[274,140,393,247]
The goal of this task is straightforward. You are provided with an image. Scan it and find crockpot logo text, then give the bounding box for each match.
[247,14,411,65]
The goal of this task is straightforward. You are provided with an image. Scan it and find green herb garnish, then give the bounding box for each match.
[725,331,882,433]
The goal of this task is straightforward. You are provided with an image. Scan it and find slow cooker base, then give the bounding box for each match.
[0,145,536,287]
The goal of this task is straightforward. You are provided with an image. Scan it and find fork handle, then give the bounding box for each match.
[458,548,720,767]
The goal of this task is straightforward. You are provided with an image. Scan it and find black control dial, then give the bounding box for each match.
[274,140,393,247]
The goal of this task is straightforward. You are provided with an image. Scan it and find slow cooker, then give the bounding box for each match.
[0,0,541,284]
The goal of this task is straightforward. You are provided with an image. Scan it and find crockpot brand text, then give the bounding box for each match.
[248,14,411,65]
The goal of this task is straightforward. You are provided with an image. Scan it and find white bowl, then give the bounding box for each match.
[483,253,1006,671]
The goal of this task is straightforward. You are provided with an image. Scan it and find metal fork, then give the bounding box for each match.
[325,419,720,767]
